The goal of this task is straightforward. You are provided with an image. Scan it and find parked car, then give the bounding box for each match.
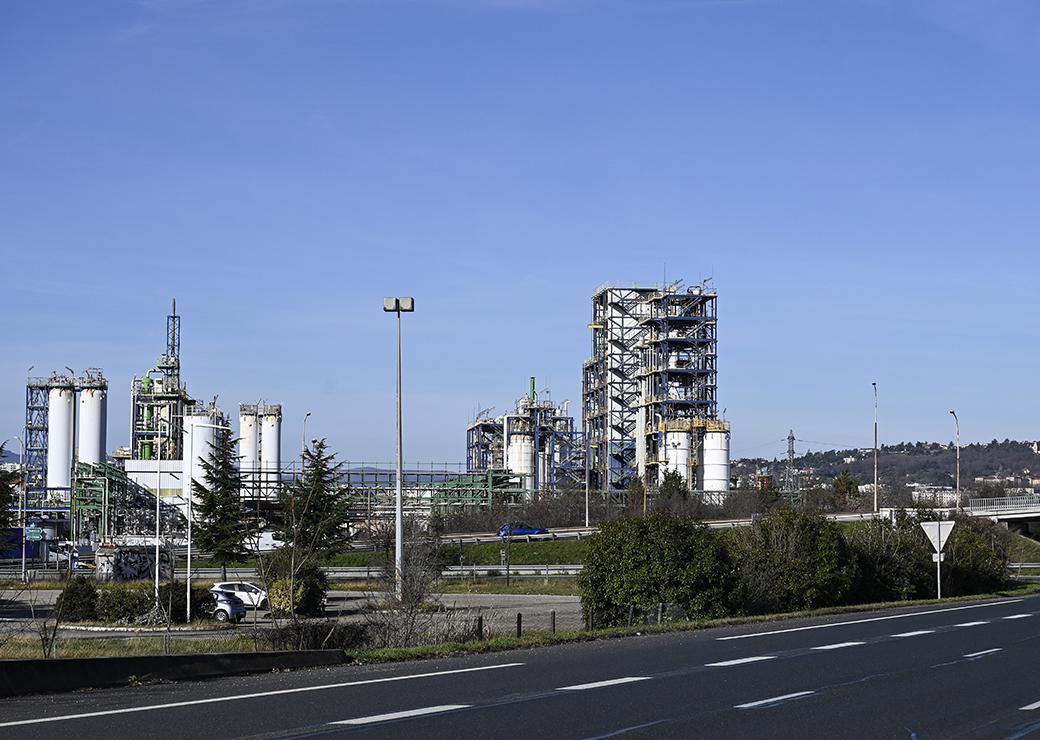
[202,590,247,624]
[498,523,549,538]
[210,582,269,610]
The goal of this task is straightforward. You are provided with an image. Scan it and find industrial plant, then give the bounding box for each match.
[583,281,731,500]
[8,275,730,560]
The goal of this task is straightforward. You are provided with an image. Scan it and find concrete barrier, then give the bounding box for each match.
[0,649,348,698]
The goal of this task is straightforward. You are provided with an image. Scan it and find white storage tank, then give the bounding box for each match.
[260,407,281,496]
[46,387,75,489]
[182,412,217,502]
[239,407,259,492]
[661,430,692,484]
[507,435,535,491]
[702,430,731,493]
[78,388,107,466]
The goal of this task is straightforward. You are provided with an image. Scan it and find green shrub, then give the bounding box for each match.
[96,583,153,623]
[729,508,856,614]
[579,513,734,627]
[845,512,934,603]
[55,576,99,622]
[944,516,1010,595]
[261,548,328,616]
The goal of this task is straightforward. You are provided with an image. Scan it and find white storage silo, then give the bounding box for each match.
[507,434,535,491]
[46,387,75,489]
[78,388,107,465]
[260,408,281,496]
[702,430,731,493]
[661,431,692,484]
[182,412,217,502]
[239,407,259,492]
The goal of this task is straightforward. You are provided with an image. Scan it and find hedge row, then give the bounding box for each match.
[578,509,1010,627]
[55,580,212,624]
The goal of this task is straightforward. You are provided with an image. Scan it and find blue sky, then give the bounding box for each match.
[1,0,1037,464]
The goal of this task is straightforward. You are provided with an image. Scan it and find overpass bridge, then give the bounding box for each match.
[968,494,1040,521]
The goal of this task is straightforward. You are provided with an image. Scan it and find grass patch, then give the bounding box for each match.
[435,579,580,596]
[1010,533,1040,563]
[0,635,257,660]
[443,538,588,566]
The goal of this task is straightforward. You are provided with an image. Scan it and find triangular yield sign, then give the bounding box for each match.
[920,521,955,552]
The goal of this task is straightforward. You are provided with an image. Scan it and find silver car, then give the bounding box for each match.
[204,590,247,623]
[211,581,269,610]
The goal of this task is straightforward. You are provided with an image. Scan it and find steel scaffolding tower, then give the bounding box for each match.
[637,283,719,488]
[582,285,656,490]
[582,280,726,493]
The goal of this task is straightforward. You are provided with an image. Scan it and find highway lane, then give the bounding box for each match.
[2,595,1040,739]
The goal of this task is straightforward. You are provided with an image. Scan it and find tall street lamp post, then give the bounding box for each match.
[950,410,961,512]
[384,297,414,602]
[872,383,879,514]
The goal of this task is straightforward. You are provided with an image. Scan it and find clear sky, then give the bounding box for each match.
[1,0,1037,464]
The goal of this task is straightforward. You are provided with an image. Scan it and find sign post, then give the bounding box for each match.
[920,521,955,599]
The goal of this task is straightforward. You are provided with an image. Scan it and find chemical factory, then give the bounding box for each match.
[8,276,731,555]
[17,301,283,549]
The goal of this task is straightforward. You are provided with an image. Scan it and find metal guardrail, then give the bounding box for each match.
[968,495,1040,515]
[168,564,584,580]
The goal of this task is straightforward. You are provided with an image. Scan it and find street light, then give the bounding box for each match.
[301,412,312,479]
[185,420,231,621]
[950,410,961,512]
[384,296,414,602]
[872,383,878,514]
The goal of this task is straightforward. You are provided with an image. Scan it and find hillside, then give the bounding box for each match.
[735,439,1040,490]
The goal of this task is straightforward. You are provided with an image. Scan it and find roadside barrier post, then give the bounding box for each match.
[550,610,556,635]
[476,614,484,640]
[516,612,522,638]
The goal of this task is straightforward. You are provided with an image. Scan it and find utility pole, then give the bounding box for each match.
[950,410,961,512]
[873,382,879,514]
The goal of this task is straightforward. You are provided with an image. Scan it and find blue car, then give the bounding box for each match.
[498,523,549,538]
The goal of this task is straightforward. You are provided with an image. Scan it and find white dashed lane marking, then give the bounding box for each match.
[705,656,776,667]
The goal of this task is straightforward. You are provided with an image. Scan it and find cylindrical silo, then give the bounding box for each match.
[507,434,535,491]
[260,407,281,497]
[47,387,75,489]
[661,431,691,484]
[78,388,107,465]
[239,407,259,492]
[182,412,217,502]
[702,430,731,493]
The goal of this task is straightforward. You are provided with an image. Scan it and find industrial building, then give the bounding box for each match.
[582,280,731,499]
[20,301,282,547]
[465,378,584,494]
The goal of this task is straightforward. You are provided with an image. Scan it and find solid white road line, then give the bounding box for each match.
[705,656,776,667]
[891,630,935,638]
[1003,614,1033,620]
[331,705,470,725]
[954,621,989,627]
[735,691,815,709]
[1020,699,1040,711]
[557,677,651,691]
[811,641,865,651]
[717,600,1024,641]
[964,648,1002,658]
[0,663,525,729]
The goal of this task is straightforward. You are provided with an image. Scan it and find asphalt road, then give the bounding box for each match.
[3,595,1040,739]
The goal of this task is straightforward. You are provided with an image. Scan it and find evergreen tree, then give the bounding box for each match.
[0,443,17,530]
[276,439,349,556]
[192,427,248,581]
[832,468,861,511]
[659,469,689,500]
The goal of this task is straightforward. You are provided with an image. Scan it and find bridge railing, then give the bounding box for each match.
[968,494,1040,514]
